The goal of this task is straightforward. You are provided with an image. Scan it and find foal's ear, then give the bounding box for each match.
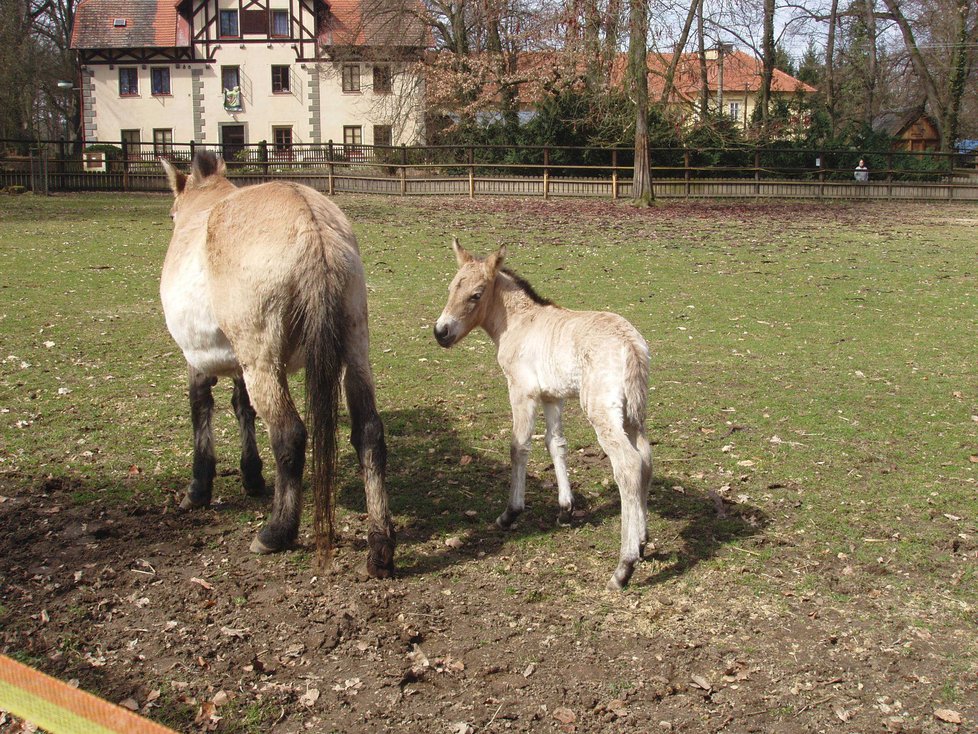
[452,236,473,266]
[485,245,507,276]
[160,158,187,196]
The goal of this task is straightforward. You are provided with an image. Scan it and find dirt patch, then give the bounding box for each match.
[1,470,973,734]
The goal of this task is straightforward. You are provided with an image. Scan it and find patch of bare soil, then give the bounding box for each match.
[0,472,974,734]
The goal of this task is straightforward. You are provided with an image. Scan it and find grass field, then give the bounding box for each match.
[1,192,976,732]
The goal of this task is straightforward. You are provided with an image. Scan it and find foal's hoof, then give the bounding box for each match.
[495,507,522,529]
[607,562,636,591]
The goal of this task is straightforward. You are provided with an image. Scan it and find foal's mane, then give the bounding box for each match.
[499,267,553,307]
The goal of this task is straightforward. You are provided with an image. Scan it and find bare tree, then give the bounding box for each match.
[628,0,654,205]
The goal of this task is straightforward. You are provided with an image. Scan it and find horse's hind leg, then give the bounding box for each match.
[590,412,646,590]
[180,367,217,510]
[626,422,652,554]
[243,367,307,554]
[344,361,395,578]
[231,377,267,497]
[543,400,574,525]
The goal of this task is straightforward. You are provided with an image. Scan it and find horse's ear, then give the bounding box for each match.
[452,236,473,266]
[485,245,506,276]
[191,151,226,181]
[160,158,186,195]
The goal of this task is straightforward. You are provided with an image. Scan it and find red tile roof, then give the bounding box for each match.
[323,0,427,47]
[645,50,817,100]
[71,0,189,49]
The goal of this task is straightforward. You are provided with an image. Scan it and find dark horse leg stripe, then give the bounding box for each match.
[186,369,217,507]
[231,377,266,495]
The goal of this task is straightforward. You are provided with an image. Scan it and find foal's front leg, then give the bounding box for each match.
[180,367,217,510]
[543,400,574,525]
[497,391,537,529]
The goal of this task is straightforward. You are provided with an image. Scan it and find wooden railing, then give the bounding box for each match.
[3,140,977,202]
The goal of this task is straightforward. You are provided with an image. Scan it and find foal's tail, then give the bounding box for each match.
[623,333,650,430]
[301,236,348,566]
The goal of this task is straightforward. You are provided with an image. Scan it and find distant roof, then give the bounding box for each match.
[71,0,189,49]
[643,50,817,100]
[872,106,936,137]
[323,0,428,48]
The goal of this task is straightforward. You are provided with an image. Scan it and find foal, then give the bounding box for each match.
[434,239,652,590]
[159,152,394,577]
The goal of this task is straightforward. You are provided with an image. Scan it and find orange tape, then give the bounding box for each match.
[0,654,177,734]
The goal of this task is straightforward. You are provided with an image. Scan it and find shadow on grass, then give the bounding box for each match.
[336,406,768,584]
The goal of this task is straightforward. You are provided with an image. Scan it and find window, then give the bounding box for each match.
[728,101,740,121]
[271,9,289,36]
[342,64,360,93]
[372,65,392,94]
[221,66,240,92]
[219,9,239,37]
[373,124,392,148]
[222,66,242,110]
[119,68,138,96]
[271,65,290,93]
[151,67,170,96]
[343,125,362,146]
[273,126,293,156]
[153,128,173,156]
[121,129,141,159]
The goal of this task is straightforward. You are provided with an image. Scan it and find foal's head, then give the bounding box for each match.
[159,152,234,224]
[434,238,506,348]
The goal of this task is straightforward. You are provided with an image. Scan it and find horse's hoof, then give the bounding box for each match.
[243,480,271,499]
[607,561,635,591]
[249,536,275,554]
[178,494,208,512]
[365,530,396,579]
[557,507,574,527]
[606,575,625,592]
[495,507,521,529]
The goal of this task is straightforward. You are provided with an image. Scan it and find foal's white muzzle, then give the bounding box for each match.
[433,314,458,348]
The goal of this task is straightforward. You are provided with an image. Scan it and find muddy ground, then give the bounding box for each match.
[1,467,973,734]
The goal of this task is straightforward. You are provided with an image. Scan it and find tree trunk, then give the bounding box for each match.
[696,0,708,119]
[825,0,839,135]
[628,0,653,205]
[862,0,878,126]
[942,0,973,152]
[658,0,699,107]
[758,0,776,135]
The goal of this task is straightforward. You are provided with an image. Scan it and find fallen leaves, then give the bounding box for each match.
[934,708,963,724]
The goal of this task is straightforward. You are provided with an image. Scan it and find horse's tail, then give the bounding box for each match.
[623,332,650,430]
[299,217,349,567]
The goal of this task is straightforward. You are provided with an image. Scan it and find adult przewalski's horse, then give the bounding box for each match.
[159,152,394,578]
[434,239,652,590]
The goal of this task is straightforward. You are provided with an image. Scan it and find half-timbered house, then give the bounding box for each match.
[70,0,428,156]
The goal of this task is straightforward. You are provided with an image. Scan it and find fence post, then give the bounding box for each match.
[190,140,196,160]
[121,138,130,192]
[754,149,760,197]
[327,140,334,196]
[948,150,954,201]
[684,149,690,199]
[611,149,618,200]
[886,152,893,199]
[467,146,474,199]
[400,143,407,196]
[543,147,550,200]
[818,151,824,199]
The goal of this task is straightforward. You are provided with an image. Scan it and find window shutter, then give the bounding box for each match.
[241,9,267,34]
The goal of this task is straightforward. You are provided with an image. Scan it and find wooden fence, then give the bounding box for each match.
[3,140,977,202]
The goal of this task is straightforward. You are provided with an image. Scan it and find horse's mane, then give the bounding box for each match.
[500,267,553,307]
